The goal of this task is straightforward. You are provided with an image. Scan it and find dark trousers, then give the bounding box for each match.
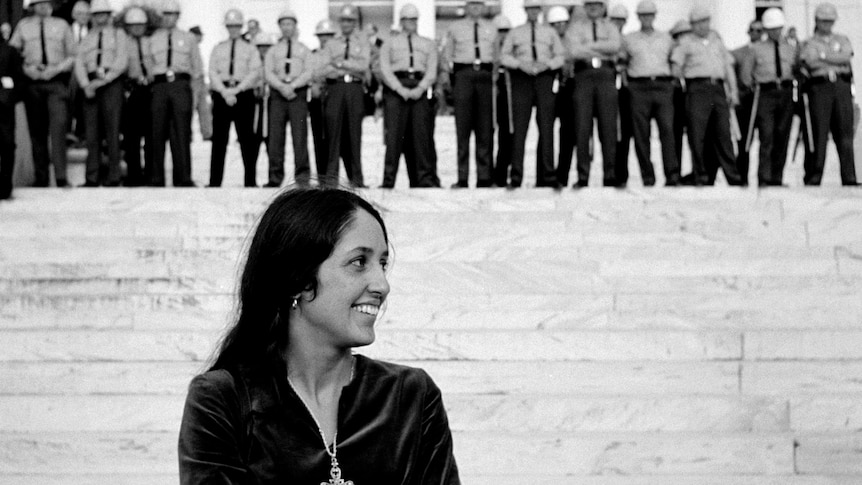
[324,81,364,187]
[23,77,69,185]
[509,69,557,187]
[494,72,513,186]
[0,90,14,197]
[554,78,576,186]
[267,89,310,186]
[574,66,617,185]
[673,84,686,170]
[83,78,124,185]
[685,81,742,185]
[804,79,857,185]
[150,78,193,186]
[209,90,258,187]
[735,89,754,184]
[309,95,328,179]
[615,85,635,184]
[628,80,679,185]
[122,83,152,185]
[382,86,435,187]
[453,67,493,185]
[754,86,794,185]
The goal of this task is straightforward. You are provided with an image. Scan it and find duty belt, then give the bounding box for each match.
[757,80,793,91]
[327,74,363,84]
[395,71,425,80]
[808,72,852,84]
[686,77,724,86]
[628,76,674,83]
[454,62,492,72]
[153,72,191,83]
[574,58,615,72]
[87,68,108,81]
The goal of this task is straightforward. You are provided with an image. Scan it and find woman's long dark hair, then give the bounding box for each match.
[209,187,388,372]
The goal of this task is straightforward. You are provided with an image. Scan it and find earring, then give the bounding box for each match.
[291,298,298,310]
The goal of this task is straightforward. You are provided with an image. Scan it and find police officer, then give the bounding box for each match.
[208,9,260,188]
[622,0,679,186]
[9,0,75,187]
[74,0,128,187]
[189,26,212,141]
[0,28,22,199]
[500,0,564,188]
[319,4,370,188]
[148,0,203,187]
[443,0,496,188]
[608,4,635,187]
[731,20,763,185]
[670,6,743,186]
[800,2,858,186]
[565,0,622,187]
[378,3,437,188]
[309,19,336,180]
[121,6,151,187]
[492,13,513,188]
[546,6,576,187]
[669,19,689,171]
[739,8,797,187]
[264,8,313,187]
[250,32,275,177]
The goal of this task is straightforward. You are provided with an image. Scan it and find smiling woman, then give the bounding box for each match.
[178,186,460,484]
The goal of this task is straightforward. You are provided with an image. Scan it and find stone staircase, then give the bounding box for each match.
[2,186,862,484]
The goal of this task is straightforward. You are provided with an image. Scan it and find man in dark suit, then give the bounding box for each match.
[0,32,22,199]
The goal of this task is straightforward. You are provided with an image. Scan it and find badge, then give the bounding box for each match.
[591,57,602,68]
[1,77,13,89]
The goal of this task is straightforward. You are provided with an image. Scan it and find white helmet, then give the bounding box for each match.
[24,0,52,7]
[124,7,148,25]
[224,9,244,26]
[546,6,570,24]
[608,3,628,20]
[400,3,419,20]
[761,7,785,29]
[161,0,181,14]
[492,14,511,31]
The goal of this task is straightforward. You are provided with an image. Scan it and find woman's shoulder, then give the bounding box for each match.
[185,368,244,408]
[357,356,439,392]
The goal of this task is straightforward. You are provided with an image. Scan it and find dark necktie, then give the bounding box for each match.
[167,30,173,69]
[592,21,597,42]
[136,37,148,77]
[284,39,292,75]
[96,30,103,68]
[40,19,48,66]
[228,39,235,78]
[344,36,350,60]
[473,22,480,61]
[774,40,782,80]
[407,33,414,70]
[531,22,537,61]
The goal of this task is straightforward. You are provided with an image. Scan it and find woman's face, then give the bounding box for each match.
[296,209,390,349]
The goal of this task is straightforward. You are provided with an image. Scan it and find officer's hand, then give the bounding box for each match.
[225,94,238,107]
[534,61,548,74]
[40,66,57,80]
[410,87,426,100]
[84,83,98,99]
[728,91,739,107]
[283,83,295,97]
[23,65,41,80]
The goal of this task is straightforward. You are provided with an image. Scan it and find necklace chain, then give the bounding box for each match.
[286,356,356,485]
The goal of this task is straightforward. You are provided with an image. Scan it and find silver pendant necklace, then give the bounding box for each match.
[287,357,356,485]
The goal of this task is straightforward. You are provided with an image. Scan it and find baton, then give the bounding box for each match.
[744,84,760,153]
[729,108,741,158]
[262,90,269,139]
[802,92,815,154]
[492,70,498,132]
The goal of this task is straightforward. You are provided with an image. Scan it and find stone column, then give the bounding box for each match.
[393,0,435,38]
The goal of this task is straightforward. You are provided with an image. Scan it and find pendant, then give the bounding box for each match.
[321,456,353,485]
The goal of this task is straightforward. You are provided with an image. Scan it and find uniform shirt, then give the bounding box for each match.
[800,32,854,77]
[126,35,151,81]
[209,37,260,92]
[564,18,621,61]
[500,21,565,72]
[71,21,88,44]
[739,38,797,86]
[9,16,75,75]
[379,31,437,91]
[317,30,370,80]
[264,36,313,90]
[623,29,673,78]
[74,25,129,86]
[443,17,496,65]
[308,48,329,98]
[670,31,733,79]
[148,27,203,77]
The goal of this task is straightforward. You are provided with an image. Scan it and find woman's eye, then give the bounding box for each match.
[351,257,367,268]
[381,260,389,271]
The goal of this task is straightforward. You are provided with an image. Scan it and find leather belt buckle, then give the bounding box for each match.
[591,57,602,69]
[95,67,106,80]
[166,70,175,82]
[343,74,352,83]
[473,59,481,71]
[828,71,837,82]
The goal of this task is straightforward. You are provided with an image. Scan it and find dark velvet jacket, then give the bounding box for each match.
[178,355,460,484]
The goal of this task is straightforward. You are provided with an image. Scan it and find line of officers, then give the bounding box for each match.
[0,0,858,199]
